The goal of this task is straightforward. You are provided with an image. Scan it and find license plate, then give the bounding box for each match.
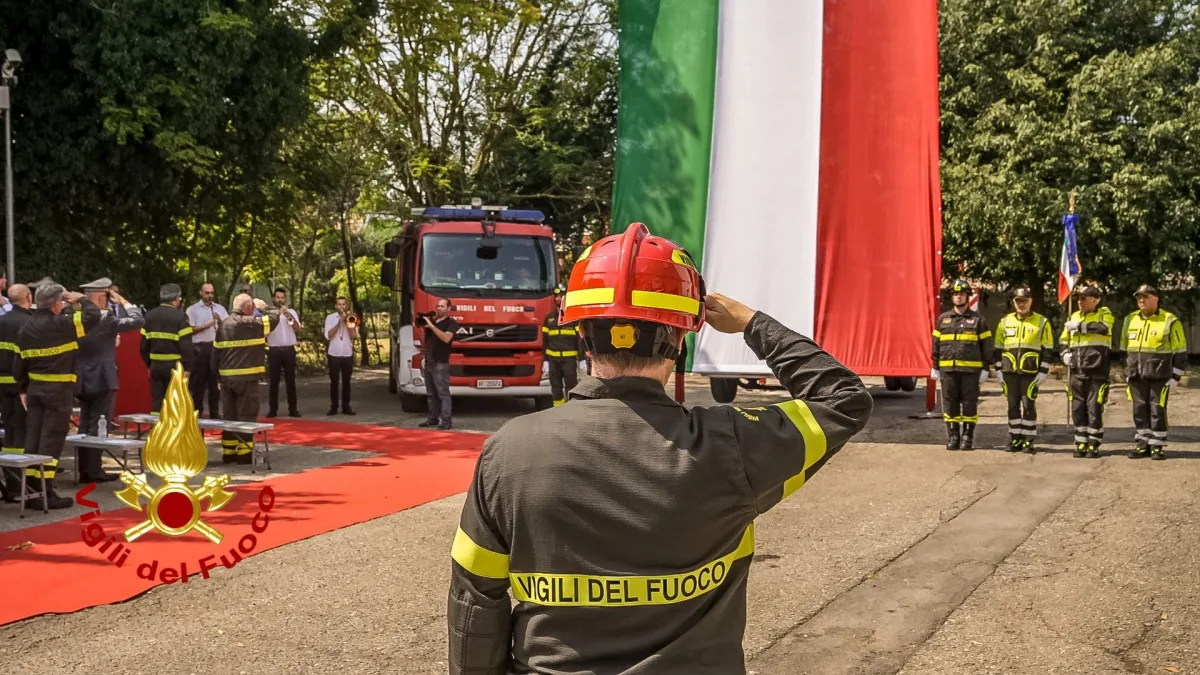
[475,379,503,389]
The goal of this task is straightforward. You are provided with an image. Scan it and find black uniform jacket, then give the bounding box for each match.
[15,299,103,391]
[447,311,874,675]
[141,304,195,371]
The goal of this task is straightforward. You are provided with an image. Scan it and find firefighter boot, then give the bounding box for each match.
[1086,442,1101,459]
[35,478,74,510]
[960,423,976,451]
[1074,442,1087,458]
[1127,444,1150,459]
[1007,435,1022,452]
[945,423,961,451]
[1150,447,1165,461]
[1023,438,1037,454]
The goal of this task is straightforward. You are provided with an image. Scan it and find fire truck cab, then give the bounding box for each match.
[380,204,558,412]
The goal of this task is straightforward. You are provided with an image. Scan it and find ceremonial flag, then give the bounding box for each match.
[1057,213,1081,303]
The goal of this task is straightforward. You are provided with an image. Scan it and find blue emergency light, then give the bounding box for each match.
[414,207,546,224]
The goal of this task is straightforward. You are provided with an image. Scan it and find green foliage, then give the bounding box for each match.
[940,0,1200,318]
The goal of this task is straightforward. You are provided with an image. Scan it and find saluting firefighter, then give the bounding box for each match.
[993,287,1055,453]
[542,286,581,406]
[141,283,194,414]
[1120,285,1188,460]
[0,284,33,501]
[447,223,873,675]
[14,282,102,509]
[931,279,994,451]
[213,294,280,464]
[1060,282,1115,458]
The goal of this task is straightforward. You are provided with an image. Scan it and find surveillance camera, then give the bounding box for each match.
[3,50,20,67]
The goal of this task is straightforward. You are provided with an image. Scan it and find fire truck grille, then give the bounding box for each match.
[454,324,540,343]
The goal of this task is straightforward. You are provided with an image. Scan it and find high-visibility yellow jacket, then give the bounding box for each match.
[993,311,1054,374]
[1120,309,1188,381]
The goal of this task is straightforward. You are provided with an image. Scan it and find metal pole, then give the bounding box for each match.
[3,103,12,280]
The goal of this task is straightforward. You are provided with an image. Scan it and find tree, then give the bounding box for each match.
[939,0,1200,316]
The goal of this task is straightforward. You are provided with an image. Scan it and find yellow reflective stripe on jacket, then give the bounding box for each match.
[29,373,76,383]
[0,341,17,353]
[543,327,578,336]
[775,399,828,499]
[545,349,579,358]
[0,375,15,384]
[220,366,265,377]
[73,311,84,338]
[178,326,193,338]
[938,359,984,368]
[21,342,78,359]
[937,333,978,342]
[214,337,266,349]
[150,353,182,361]
[142,330,181,341]
[451,527,510,580]
[508,524,755,607]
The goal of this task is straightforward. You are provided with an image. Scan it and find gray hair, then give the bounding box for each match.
[159,283,182,304]
[35,283,65,310]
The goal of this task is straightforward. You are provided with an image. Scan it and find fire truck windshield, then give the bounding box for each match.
[420,233,557,296]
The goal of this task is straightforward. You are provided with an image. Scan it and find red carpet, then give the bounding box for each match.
[0,419,487,626]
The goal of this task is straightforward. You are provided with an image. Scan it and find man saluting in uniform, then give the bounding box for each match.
[446,224,873,675]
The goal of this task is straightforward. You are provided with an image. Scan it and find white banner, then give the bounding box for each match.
[693,0,825,375]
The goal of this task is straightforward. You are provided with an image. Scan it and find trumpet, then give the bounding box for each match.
[345,313,360,329]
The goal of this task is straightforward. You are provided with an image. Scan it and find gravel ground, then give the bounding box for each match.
[0,369,1196,674]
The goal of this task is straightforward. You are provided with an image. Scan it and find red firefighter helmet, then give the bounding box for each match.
[561,222,705,332]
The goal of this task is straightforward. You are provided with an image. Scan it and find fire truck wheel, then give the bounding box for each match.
[899,377,917,392]
[884,377,901,392]
[400,394,427,413]
[710,377,738,404]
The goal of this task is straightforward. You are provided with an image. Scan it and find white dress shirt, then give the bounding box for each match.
[186,301,229,344]
[267,308,301,347]
[324,312,354,357]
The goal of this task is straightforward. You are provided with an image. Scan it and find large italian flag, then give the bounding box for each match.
[611,0,943,378]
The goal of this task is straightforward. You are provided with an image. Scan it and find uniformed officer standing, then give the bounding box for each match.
[446,224,873,675]
[75,278,144,482]
[931,279,994,451]
[213,294,279,464]
[0,284,33,501]
[186,282,228,418]
[542,287,581,407]
[1060,283,1115,458]
[1120,284,1188,460]
[14,282,102,509]
[141,283,194,414]
[993,287,1055,453]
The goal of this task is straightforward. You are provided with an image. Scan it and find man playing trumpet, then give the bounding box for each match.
[323,296,358,416]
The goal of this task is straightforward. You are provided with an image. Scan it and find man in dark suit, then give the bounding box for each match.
[75,278,144,482]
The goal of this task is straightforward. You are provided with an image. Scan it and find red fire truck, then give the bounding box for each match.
[380,205,559,412]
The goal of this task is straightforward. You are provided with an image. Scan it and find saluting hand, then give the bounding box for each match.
[703,293,756,334]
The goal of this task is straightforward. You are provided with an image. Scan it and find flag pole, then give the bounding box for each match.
[1065,190,1076,427]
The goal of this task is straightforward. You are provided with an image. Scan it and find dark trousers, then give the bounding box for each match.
[24,382,74,481]
[149,363,174,415]
[941,371,981,424]
[220,379,259,456]
[328,355,353,410]
[268,346,298,414]
[423,361,452,424]
[1068,374,1109,447]
[1001,372,1039,439]
[189,342,221,417]
[0,390,26,490]
[77,389,116,477]
[1128,377,1170,449]
[548,358,578,404]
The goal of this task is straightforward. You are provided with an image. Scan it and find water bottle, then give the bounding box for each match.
[97,415,107,439]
